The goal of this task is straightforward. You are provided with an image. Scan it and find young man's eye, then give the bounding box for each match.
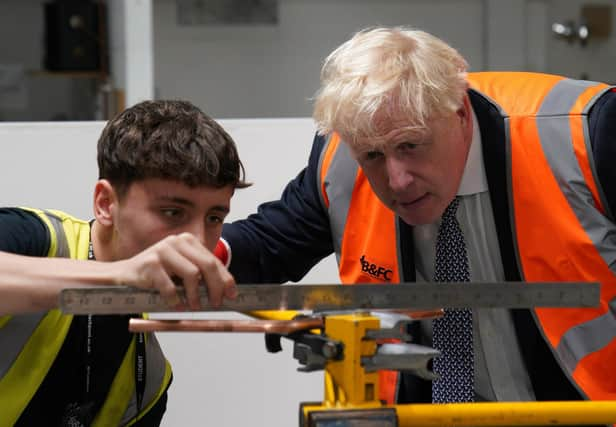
[160,208,184,219]
[206,215,224,224]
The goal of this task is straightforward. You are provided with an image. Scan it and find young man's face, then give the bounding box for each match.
[109,178,234,260]
[347,96,473,226]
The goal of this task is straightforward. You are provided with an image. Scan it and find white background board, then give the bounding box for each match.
[0,119,339,426]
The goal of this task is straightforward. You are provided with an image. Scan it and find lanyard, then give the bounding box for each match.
[87,239,146,418]
[85,240,95,407]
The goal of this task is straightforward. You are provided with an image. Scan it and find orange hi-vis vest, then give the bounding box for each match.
[317,72,616,404]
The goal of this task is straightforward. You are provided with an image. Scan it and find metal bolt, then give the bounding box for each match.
[322,341,339,359]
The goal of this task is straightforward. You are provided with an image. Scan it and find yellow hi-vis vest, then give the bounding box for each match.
[318,72,616,404]
[0,208,172,426]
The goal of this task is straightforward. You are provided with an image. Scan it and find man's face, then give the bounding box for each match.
[109,178,234,260]
[347,96,473,225]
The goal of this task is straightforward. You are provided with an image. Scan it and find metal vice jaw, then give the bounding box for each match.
[264,311,438,427]
[265,311,437,376]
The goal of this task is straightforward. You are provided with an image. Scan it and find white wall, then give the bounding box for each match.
[0,118,337,427]
[153,0,485,118]
[152,0,616,119]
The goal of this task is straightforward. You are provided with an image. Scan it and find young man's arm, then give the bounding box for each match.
[222,133,335,284]
[0,209,236,315]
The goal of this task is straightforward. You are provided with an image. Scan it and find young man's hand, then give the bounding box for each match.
[116,233,238,311]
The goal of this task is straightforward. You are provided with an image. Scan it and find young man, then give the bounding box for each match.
[0,100,248,426]
[221,27,616,408]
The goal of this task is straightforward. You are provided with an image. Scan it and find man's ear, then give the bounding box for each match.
[457,94,473,142]
[93,179,117,226]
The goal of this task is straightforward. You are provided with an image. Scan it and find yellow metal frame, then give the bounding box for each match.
[298,312,616,427]
[322,313,381,407]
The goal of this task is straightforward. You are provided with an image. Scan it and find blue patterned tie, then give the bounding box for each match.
[431,197,474,403]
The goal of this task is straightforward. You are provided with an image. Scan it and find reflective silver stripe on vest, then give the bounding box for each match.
[0,211,70,380]
[319,136,359,263]
[320,135,405,275]
[316,135,334,211]
[0,313,46,378]
[536,80,616,272]
[44,210,70,258]
[538,80,616,267]
[557,297,616,373]
[536,80,616,370]
[119,333,168,424]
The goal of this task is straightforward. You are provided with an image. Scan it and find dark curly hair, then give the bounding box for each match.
[97,100,250,198]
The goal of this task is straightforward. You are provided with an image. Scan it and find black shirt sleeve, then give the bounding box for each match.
[0,208,50,256]
[222,133,335,283]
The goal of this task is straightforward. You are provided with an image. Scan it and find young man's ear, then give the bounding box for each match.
[93,179,117,226]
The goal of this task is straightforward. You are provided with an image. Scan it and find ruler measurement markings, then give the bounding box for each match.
[59,282,600,315]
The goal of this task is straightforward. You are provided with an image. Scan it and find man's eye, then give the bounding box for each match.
[400,142,419,151]
[364,151,383,161]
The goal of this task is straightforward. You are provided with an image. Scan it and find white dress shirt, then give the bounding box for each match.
[412,109,536,401]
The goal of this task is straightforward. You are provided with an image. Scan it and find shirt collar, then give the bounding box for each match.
[457,106,488,196]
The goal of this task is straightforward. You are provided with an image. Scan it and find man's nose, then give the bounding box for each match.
[386,156,413,191]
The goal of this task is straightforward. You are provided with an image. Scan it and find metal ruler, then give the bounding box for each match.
[59,282,600,315]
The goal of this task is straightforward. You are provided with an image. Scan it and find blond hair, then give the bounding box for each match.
[313,27,469,141]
